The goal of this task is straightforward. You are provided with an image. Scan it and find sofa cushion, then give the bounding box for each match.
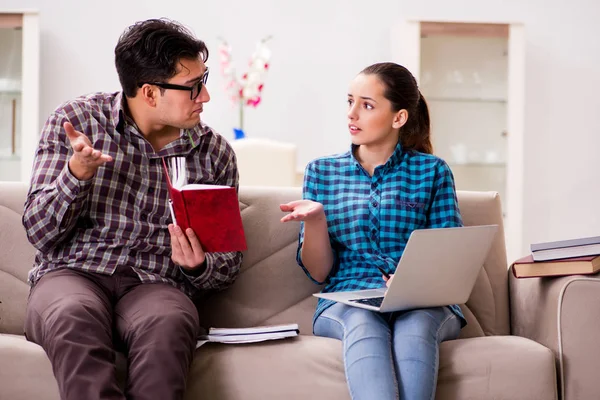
[186,334,556,400]
[437,336,557,400]
[0,331,556,400]
[188,335,348,400]
[0,334,60,400]
[197,186,323,336]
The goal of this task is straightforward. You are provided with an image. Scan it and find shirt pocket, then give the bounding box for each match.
[394,195,428,232]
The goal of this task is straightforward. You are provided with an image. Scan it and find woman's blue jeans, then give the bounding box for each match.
[314,303,461,400]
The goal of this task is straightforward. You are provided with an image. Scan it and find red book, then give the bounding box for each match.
[162,158,247,253]
[511,254,600,278]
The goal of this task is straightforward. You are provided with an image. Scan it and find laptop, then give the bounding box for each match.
[313,225,498,313]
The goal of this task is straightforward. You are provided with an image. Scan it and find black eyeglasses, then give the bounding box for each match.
[142,68,209,100]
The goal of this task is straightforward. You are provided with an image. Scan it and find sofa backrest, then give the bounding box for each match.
[455,191,510,337]
[0,182,35,335]
[198,187,510,337]
[0,183,509,338]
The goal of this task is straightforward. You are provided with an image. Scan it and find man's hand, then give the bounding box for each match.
[280,200,326,223]
[169,224,206,273]
[64,122,113,180]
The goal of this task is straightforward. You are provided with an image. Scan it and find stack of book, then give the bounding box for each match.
[512,235,600,278]
[196,323,300,348]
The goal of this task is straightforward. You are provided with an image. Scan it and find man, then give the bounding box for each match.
[22,19,242,400]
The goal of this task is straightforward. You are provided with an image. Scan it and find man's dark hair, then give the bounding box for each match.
[115,18,209,97]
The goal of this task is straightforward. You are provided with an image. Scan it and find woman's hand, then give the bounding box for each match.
[280,200,326,223]
[383,274,394,288]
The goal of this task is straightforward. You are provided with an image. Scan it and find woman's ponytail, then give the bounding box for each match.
[400,91,432,154]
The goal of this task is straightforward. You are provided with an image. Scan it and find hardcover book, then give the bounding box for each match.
[163,157,247,253]
[530,235,600,261]
[512,254,600,278]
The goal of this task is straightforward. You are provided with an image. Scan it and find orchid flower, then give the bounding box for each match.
[217,36,272,131]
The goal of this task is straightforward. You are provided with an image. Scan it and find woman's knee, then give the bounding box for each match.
[338,307,389,344]
[393,307,450,340]
[315,305,386,339]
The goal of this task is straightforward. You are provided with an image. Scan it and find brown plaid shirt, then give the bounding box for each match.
[23,91,242,297]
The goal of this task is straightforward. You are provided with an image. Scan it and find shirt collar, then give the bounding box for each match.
[110,91,206,149]
[184,123,206,149]
[109,92,125,132]
[350,141,405,170]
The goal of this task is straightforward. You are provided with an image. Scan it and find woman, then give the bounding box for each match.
[280,62,464,400]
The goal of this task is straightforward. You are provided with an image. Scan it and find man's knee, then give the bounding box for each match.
[128,299,199,339]
[38,295,109,329]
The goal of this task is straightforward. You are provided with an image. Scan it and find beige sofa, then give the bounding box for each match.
[3,181,591,400]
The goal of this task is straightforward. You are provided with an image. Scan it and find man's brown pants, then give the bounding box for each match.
[24,267,200,400]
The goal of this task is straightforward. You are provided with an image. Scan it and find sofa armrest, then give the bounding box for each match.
[509,272,600,400]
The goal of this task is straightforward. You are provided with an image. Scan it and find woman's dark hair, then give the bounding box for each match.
[361,62,432,154]
[115,18,209,97]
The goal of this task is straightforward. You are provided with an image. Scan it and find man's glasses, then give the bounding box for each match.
[142,68,209,100]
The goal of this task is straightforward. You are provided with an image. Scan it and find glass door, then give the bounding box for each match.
[0,11,40,183]
[391,20,526,262]
[419,23,509,215]
[0,18,22,181]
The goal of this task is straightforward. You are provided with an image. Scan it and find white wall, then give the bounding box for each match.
[2,0,600,255]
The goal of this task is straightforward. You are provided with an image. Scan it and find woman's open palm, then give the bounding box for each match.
[280,200,325,223]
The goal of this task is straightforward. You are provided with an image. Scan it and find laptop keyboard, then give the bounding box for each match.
[349,297,384,308]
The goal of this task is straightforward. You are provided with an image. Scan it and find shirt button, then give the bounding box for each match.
[371,229,377,238]
[141,213,148,220]
[372,201,378,207]
[371,182,378,189]
[148,187,155,194]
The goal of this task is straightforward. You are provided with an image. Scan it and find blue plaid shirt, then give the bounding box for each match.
[296,143,465,326]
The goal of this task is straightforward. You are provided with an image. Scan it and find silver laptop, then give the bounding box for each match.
[313,225,498,313]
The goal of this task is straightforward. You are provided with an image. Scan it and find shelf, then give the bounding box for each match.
[0,154,20,161]
[449,162,506,167]
[0,90,21,95]
[426,96,506,104]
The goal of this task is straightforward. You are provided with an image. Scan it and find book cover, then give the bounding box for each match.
[512,254,600,278]
[531,243,600,262]
[162,158,247,253]
[530,235,600,252]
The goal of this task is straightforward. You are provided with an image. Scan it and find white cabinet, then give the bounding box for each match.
[0,11,39,183]
[420,33,508,211]
[391,20,526,262]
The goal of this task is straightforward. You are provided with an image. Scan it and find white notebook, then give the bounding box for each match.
[196,323,299,348]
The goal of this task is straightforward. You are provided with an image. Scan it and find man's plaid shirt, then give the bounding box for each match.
[23,91,242,297]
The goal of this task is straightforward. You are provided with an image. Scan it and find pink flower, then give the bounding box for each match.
[217,36,272,129]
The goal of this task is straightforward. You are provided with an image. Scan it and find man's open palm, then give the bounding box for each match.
[64,122,112,180]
